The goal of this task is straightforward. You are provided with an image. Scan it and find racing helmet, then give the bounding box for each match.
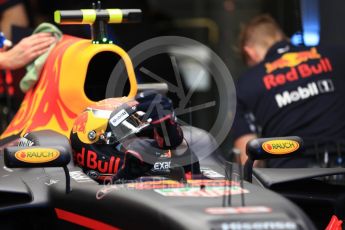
[70,97,150,181]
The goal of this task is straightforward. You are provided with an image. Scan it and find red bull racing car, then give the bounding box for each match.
[0,5,344,230]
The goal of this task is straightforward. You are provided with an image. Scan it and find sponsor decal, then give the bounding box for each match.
[69,171,95,183]
[263,57,332,90]
[96,179,241,199]
[205,206,272,215]
[275,80,334,108]
[153,161,171,171]
[124,179,238,190]
[201,167,225,179]
[265,47,321,73]
[215,221,298,230]
[75,147,122,174]
[109,109,129,127]
[154,186,249,197]
[15,148,60,163]
[262,140,299,155]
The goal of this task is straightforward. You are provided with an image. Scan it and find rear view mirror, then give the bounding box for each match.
[246,136,303,161]
[244,136,303,182]
[4,146,71,193]
[4,146,70,168]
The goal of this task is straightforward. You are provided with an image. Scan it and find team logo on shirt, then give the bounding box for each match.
[262,140,300,155]
[275,79,334,108]
[263,47,334,91]
[265,47,321,73]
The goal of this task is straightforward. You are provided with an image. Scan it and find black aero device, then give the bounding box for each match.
[244,136,303,182]
[4,145,72,193]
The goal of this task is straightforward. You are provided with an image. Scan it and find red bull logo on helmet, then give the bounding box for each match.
[75,147,122,174]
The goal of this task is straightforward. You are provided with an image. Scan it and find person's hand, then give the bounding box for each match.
[0,33,56,70]
[135,90,174,124]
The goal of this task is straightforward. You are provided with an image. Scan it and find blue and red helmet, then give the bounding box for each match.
[70,97,150,182]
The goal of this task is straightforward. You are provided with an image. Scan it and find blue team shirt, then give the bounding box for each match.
[232,41,345,167]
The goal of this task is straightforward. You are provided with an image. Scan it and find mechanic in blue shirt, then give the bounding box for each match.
[232,14,345,168]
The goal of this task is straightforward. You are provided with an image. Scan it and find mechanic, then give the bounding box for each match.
[70,91,201,183]
[0,0,55,70]
[232,14,345,168]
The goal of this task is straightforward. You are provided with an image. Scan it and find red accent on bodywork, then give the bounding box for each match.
[326,215,343,230]
[55,208,120,230]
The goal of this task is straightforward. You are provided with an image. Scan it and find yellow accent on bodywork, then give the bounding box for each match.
[1,36,138,139]
[107,9,123,23]
[75,110,108,144]
[81,9,97,24]
[54,11,61,24]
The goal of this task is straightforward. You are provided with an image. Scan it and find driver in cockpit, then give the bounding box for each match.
[70,91,200,183]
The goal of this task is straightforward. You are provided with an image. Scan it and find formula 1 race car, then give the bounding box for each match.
[0,129,317,230]
[0,4,344,230]
[2,128,345,230]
